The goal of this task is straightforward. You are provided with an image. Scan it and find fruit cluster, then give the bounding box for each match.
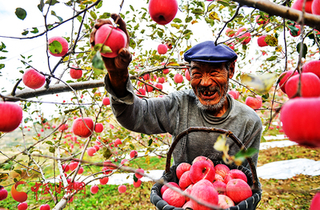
[161,156,252,209]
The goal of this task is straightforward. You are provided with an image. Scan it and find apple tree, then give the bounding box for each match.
[0,0,320,209]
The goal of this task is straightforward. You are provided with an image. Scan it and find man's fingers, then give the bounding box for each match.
[94,19,112,29]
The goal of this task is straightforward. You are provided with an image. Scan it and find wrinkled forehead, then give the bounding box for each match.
[189,61,226,70]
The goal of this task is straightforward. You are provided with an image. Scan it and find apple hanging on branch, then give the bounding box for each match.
[0,102,23,133]
[94,24,128,58]
[148,0,178,25]
[48,36,69,57]
[22,68,46,89]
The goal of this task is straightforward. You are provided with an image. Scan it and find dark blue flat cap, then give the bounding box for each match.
[184,41,237,63]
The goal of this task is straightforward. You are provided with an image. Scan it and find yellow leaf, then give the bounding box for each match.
[240,73,278,94]
[214,134,227,152]
[167,62,180,66]
[191,20,198,24]
[265,35,278,47]
[209,11,220,21]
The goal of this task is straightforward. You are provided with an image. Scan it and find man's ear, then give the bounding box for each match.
[228,61,236,79]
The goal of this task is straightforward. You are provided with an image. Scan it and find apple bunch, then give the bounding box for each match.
[161,156,252,209]
[280,60,320,148]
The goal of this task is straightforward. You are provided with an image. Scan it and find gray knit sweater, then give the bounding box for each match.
[105,76,262,169]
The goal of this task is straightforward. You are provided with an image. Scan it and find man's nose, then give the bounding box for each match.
[200,75,212,87]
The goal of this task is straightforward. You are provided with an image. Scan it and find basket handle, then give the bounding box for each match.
[165,127,260,191]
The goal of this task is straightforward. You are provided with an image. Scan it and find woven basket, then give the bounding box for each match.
[150,127,262,210]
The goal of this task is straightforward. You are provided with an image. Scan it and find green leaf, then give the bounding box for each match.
[77,16,82,22]
[0,57,6,60]
[22,30,29,36]
[296,42,308,58]
[129,5,134,11]
[49,146,55,153]
[101,45,112,54]
[173,18,182,23]
[51,10,63,22]
[266,55,278,61]
[96,0,103,9]
[102,147,112,159]
[92,51,105,70]
[240,73,278,94]
[148,139,153,146]
[45,0,59,5]
[207,4,216,12]
[90,11,97,20]
[30,27,39,34]
[0,64,5,70]
[49,40,63,54]
[234,148,258,161]
[15,8,27,20]
[38,0,45,12]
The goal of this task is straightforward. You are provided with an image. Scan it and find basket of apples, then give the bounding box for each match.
[150,127,262,210]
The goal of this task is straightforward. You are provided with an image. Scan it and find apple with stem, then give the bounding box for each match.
[48,36,69,57]
[0,102,23,133]
[22,68,46,89]
[214,164,230,179]
[99,177,109,185]
[278,70,298,93]
[235,27,251,45]
[285,72,320,98]
[72,117,94,138]
[130,150,138,158]
[148,0,178,25]
[280,97,320,148]
[189,159,215,183]
[212,181,227,195]
[94,24,127,58]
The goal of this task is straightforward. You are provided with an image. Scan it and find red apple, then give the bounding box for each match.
[69,162,78,171]
[179,170,192,190]
[143,74,150,80]
[155,83,163,90]
[285,72,320,98]
[245,96,262,110]
[94,24,127,58]
[58,123,68,132]
[70,66,82,79]
[279,70,298,93]
[310,192,320,210]
[161,182,180,195]
[228,90,240,100]
[0,186,8,201]
[102,97,110,105]
[118,185,127,193]
[72,117,94,138]
[184,184,193,201]
[256,15,269,25]
[235,27,251,45]
[48,36,69,57]
[257,35,268,47]
[292,0,313,13]
[174,73,183,83]
[114,138,122,147]
[90,185,99,194]
[212,181,227,195]
[62,164,70,172]
[226,179,252,204]
[185,70,191,81]
[135,168,144,179]
[99,177,109,185]
[182,200,193,209]
[214,164,230,179]
[163,69,170,74]
[0,102,23,133]
[302,60,320,79]
[87,147,97,156]
[218,194,235,208]
[148,0,178,25]
[158,77,165,83]
[312,0,320,15]
[280,97,320,148]
[189,160,215,184]
[162,187,185,207]
[22,68,46,89]
[226,169,248,184]
[145,82,154,92]
[190,179,219,210]
[176,162,192,179]
[214,174,224,182]
[94,123,104,133]
[133,179,142,188]
[17,202,28,210]
[192,156,214,167]
[39,204,50,210]
[130,150,138,158]
[136,88,146,96]
[224,169,248,184]
[157,44,168,54]
[289,25,301,37]
[77,166,84,174]
[225,28,235,37]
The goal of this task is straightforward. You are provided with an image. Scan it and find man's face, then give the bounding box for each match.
[189,61,234,111]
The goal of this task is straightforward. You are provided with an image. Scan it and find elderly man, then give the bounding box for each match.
[91,14,262,168]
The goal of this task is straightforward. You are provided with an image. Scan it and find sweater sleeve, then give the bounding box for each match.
[104,74,180,135]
